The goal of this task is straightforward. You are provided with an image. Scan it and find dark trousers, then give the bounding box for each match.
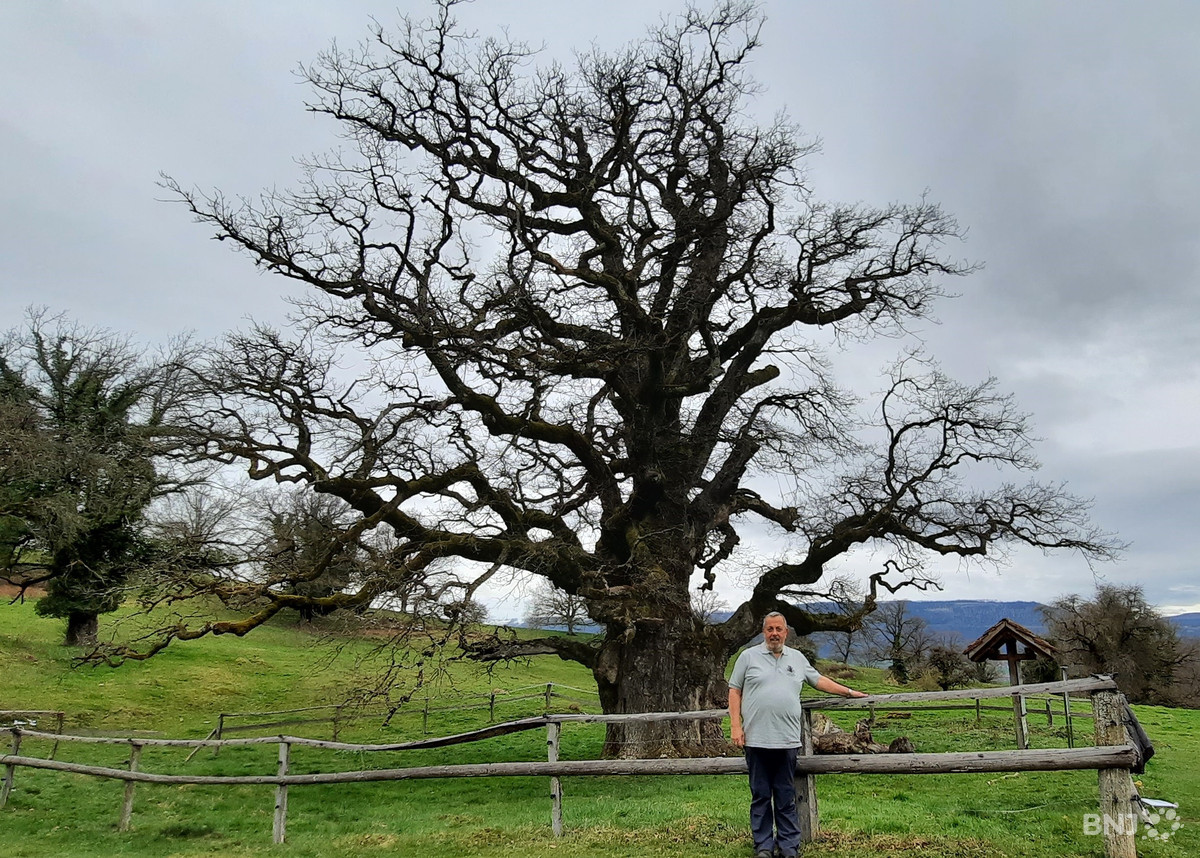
[744,746,800,857]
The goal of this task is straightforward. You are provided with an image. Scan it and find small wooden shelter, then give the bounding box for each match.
[964,618,1056,749]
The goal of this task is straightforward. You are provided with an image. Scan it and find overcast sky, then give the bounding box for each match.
[3,1,1198,616]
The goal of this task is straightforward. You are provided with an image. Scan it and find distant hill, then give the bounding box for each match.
[786,599,1044,659]
[903,600,1046,642]
[502,599,1200,646]
[1171,612,1200,639]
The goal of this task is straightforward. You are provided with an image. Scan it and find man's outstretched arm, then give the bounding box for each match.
[813,675,869,698]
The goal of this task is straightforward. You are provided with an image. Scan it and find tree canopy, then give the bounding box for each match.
[142,1,1115,754]
[0,312,190,645]
[1042,584,1188,705]
[524,579,594,635]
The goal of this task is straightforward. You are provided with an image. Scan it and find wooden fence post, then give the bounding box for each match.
[118,742,143,831]
[423,699,430,735]
[544,683,553,708]
[50,712,64,760]
[1062,667,1075,749]
[1092,687,1137,858]
[547,721,563,837]
[214,714,224,758]
[273,740,291,844]
[795,709,818,842]
[1,729,21,808]
[975,698,981,723]
[1045,699,1053,727]
[489,694,496,723]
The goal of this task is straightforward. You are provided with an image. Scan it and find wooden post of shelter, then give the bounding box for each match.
[1,729,20,808]
[118,741,143,831]
[964,619,1056,750]
[546,721,563,837]
[273,740,291,844]
[795,709,818,842]
[1005,640,1030,750]
[1092,685,1137,858]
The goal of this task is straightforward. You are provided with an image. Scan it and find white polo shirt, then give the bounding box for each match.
[728,643,822,748]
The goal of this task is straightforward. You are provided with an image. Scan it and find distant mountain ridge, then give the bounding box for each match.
[502,600,1200,643]
[900,599,1046,642]
[1171,612,1200,638]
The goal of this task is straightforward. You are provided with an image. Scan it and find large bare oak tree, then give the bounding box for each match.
[159,1,1113,755]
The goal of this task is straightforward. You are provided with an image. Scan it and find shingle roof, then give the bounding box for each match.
[963,617,1056,663]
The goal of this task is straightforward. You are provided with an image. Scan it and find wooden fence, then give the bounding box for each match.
[1,677,1144,858]
[0,710,64,758]
[206,681,601,748]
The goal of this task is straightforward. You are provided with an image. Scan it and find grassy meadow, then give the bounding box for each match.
[1,597,1197,857]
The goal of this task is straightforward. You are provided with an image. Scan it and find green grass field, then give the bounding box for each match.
[2,599,1196,857]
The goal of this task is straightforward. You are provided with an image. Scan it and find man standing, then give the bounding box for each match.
[728,612,868,858]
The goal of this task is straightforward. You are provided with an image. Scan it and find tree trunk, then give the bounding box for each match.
[64,611,99,647]
[593,616,732,758]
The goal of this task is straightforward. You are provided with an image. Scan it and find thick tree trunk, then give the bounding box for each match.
[64,611,99,647]
[593,616,732,758]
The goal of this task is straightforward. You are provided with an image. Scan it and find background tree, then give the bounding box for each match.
[1173,639,1200,709]
[260,490,360,623]
[0,313,189,646]
[863,600,933,683]
[1041,584,1189,705]
[805,574,870,664]
[524,579,594,634]
[924,636,976,690]
[1020,654,1062,685]
[691,588,730,625]
[150,2,1115,755]
[447,598,488,627]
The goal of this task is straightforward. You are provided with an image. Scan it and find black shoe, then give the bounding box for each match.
[755,851,773,858]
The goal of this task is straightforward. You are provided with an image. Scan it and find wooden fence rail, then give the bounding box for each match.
[0,744,1137,785]
[1,677,1141,858]
[211,681,602,744]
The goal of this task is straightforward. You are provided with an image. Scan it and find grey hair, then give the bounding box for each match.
[762,611,788,630]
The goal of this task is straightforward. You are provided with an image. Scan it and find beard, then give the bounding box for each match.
[765,638,784,653]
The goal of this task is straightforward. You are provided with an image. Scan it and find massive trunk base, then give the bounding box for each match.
[593,618,733,759]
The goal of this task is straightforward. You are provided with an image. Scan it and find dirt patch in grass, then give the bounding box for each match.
[332,832,400,849]
[816,830,996,857]
[0,583,46,599]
